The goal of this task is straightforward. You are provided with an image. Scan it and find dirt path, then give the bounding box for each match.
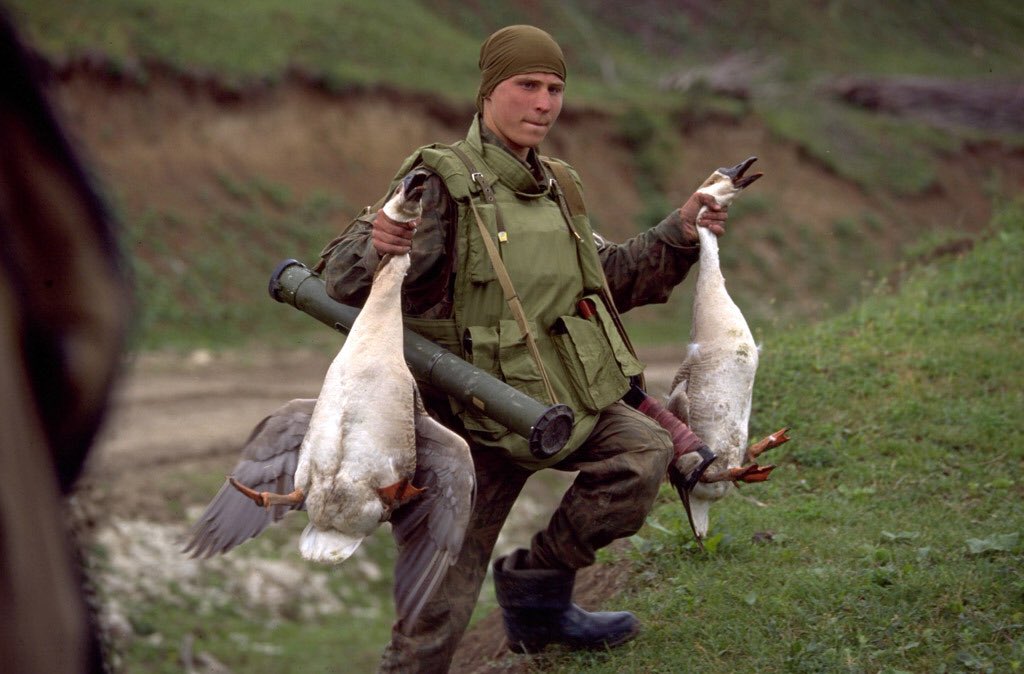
[84,345,678,510]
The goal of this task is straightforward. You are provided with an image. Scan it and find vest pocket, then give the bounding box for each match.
[458,319,551,439]
[458,324,510,441]
[462,201,498,284]
[591,294,645,377]
[497,319,547,403]
[552,313,630,413]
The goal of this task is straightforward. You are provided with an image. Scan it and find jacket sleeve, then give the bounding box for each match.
[597,209,701,313]
[320,171,457,317]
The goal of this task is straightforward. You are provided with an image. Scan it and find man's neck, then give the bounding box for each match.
[479,117,542,178]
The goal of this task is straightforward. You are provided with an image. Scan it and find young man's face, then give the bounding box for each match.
[482,72,564,160]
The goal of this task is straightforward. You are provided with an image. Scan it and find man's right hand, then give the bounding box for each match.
[371,210,418,256]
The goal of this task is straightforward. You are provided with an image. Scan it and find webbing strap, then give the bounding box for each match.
[541,158,587,217]
[449,145,507,240]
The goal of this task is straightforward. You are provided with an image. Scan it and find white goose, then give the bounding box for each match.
[667,157,789,541]
[185,174,476,630]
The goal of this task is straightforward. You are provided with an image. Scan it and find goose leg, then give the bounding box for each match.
[377,479,425,508]
[229,477,304,508]
[700,463,776,484]
[743,427,791,463]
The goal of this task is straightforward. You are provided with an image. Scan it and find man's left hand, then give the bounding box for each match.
[679,192,728,244]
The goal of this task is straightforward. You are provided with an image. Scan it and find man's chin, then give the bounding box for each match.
[516,129,549,148]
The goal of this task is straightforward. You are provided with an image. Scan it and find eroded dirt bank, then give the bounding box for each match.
[52,67,1024,321]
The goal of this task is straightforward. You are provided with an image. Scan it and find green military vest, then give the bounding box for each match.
[390,117,643,468]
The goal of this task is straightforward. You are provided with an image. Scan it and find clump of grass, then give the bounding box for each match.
[762,97,941,196]
[616,105,681,231]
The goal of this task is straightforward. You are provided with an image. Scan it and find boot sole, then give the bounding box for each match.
[507,623,640,654]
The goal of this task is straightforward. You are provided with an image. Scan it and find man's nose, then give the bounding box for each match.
[534,91,553,112]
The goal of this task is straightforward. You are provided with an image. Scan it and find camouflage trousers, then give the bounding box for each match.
[378,401,673,673]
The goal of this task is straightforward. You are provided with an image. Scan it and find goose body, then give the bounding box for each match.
[186,173,475,629]
[295,247,417,562]
[668,158,763,539]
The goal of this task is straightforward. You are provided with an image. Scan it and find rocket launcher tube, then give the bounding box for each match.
[269,260,574,459]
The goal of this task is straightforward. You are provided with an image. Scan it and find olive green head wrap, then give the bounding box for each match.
[476,25,566,113]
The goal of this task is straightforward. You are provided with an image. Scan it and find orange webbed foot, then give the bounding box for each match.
[228,476,304,509]
[378,479,426,508]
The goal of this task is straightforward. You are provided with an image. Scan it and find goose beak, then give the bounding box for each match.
[718,156,763,189]
[401,172,429,202]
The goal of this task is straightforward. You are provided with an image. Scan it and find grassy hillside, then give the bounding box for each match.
[10,1,1024,95]
[549,201,1024,672]
[10,1,1024,189]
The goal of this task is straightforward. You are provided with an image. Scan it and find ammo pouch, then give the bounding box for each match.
[552,293,644,413]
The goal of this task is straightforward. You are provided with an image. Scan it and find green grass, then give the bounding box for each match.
[7,0,482,96]
[123,181,350,350]
[539,201,1024,672]
[10,1,1023,97]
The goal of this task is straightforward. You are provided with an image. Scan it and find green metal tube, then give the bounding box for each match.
[268,260,574,459]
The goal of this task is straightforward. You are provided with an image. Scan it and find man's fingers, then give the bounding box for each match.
[699,210,727,222]
[373,230,413,254]
[374,214,418,238]
[371,211,418,255]
[697,193,722,210]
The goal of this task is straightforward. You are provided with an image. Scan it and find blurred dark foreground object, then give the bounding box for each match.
[0,9,131,674]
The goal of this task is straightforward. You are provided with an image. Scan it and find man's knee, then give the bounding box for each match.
[621,407,674,485]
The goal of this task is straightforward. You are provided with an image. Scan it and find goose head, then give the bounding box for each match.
[384,172,429,222]
[697,156,764,207]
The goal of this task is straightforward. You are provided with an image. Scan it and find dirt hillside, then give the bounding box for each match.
[52,66,1024,324]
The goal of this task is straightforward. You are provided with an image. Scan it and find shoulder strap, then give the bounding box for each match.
[541,156,587,218]
[447,144,507,241]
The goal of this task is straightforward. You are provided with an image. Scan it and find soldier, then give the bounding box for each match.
[320,24,728,673]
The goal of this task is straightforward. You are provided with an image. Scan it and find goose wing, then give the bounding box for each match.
[390,412,476,633]
[183,398,314,558]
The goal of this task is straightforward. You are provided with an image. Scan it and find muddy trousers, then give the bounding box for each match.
[378,401,673,673]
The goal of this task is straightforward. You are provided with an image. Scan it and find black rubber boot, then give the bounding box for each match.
[492,549,640,654]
